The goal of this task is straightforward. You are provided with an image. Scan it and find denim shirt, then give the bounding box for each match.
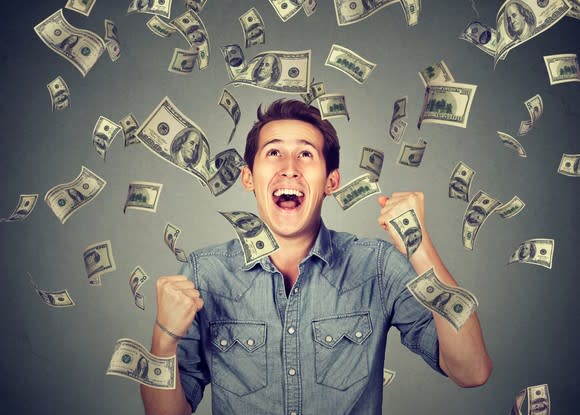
[177,221,446,415]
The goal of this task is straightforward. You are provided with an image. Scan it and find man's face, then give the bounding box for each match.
[181,132,200,161]
[506,4,524,35]
[256,55,275,81]
[520,242,532,258]
[241,119,340,241]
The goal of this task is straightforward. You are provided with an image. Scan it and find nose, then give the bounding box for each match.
[279,158,300,178]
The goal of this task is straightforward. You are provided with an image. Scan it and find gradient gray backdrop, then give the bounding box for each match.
[1,0,579,414]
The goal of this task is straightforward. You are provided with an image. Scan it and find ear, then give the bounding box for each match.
[324,169,341,195]
[240,165,254,191]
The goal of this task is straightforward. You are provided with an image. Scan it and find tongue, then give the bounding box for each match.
[278,199,299,209]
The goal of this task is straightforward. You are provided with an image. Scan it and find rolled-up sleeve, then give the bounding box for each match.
[176,258,211,412]
[380,243,447,376]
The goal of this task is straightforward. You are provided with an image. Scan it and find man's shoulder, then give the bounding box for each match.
[328,228,392,252]
[189,239,244,263]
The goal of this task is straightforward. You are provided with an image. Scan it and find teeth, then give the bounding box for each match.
[273,188,304,197]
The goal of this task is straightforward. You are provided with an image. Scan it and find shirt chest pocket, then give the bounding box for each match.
[209,321,267,396]
[312,311,373,391]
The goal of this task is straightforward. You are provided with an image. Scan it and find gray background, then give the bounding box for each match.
[1,0,579,414]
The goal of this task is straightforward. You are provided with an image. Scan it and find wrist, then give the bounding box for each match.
[151,324,180,357]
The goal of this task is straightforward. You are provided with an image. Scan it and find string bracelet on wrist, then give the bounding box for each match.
[155,319,183,341]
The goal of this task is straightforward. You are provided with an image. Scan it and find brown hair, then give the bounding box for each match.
[243,99,340,174]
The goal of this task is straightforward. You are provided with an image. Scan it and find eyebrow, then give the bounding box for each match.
[261,138,318,149]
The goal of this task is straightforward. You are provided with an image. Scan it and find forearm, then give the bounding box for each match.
[410,233,493,387]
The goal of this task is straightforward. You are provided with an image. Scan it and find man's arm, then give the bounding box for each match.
[378,193,493,387]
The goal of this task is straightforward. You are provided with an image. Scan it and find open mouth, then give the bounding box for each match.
[273,188,304,210]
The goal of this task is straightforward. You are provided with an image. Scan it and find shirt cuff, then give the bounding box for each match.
[419,319,448,377]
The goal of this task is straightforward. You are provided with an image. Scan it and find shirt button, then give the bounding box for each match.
[287,327,296,334]
[290,412,297,415]
[288,368,296,376]
[325,335,333,343]
[355,331,363,338]
[219,339,228,346]
[247,338,255,346]
[293,287,299,294]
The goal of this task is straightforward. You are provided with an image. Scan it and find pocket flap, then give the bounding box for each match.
[210,321,266,353]
[312,312,372,348]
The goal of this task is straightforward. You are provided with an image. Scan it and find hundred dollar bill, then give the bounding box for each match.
[205,149,245,196]
[518,94,543,136]
[508,388,526,415]
[124,181,163,213]
[1,194,39,223]
[359,147,384,182]
[239,7,266,48]
[163,223,187,262]
[389,209,423,257]
[557,153,580,177]
[400,0,421,26]
[146,16,177,38]
[171,10,210,69]
[106,338,176,389]
[495,195,525,219]
[325,44,376,84]
[543,53,580,85]
[383,368,396,387]
[219,211,280,265]
[526,384,551,415]
[231,50,311,94]
[120,113,140,147]
[497,131,527,158]
[221,44,247,80]
[34,9,106,77]
[269,0,304,22]
[462,190,501,250]
[459,21,502,58]
[127,0,172,18]
[569,0,580,19]
[83,240,116,286]
[185,0,207,13]
[28,272,75,308]
[397,138,427,168]
[407,268,479,331]
[129,266,148,310]
[419,61,454,87]
[317,94,350,121]
[389,96,408,143]
[303,0,318,16]
[418,81,477,129]
[44,166,106,224]
[47,75,71,111]
[333,173,381,210]
[334,0,398,26]
[93,116,121,160]
[449,161,475,202]
[301,80,326,105]
[494,0,570,66]
[104,19,120,62]
[65,0,97,16]
[508,238,554,269]
[219,89,241,144]
[167,47,198,74]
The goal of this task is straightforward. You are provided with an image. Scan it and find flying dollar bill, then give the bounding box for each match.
[104,19,120,62]
[543,53,580,85]
[419,60,454,87]
[185,0,207,13]
[120,113,141,147]
[494,0,570,65]
[221,44,247,80]
[495,195,525,219]
[124,181,163,213]
[383,369,396,387]
[37,288,76,307]
[333,0,398,26]
[163,223,188,262]
[389,209,423,258]
[129,266,149,310]
[65,0,97,16]
[400,0,421,26]
[219,211,280,265]
[389,96,408,143]
[168,47,198,74]
[127,0,172,18]
[1,194,38,223]
[269,0,304,22]
[317,94,350,121]
[462,190,501,250]
[146,16,177,37]
[518,94,543,136]
[557,153,580,177]
[508,238,554,269]
[459,21,502,58]
[301,80,326,105]
[239,7,266,48]
[106,338,176,389]
[219,89,241,144]
[231,50,311,94]
[497,131,527,158]
[407,268,479,331]
[47,75,70,111]
[418,81,477,129]
[205,149,245,196]
[92,116,121,160]
[526,384,551,415]
[508,388,526,415]
[34,9,106,77]
[303,0,318,16]
[397,138,427,168]
[448,161,475,202]
[359,147,384,182]
[171,9,210,69]
[325,44,376,84]
[83,240,116,286]
[44,166,106,224]
[333,173,381,210]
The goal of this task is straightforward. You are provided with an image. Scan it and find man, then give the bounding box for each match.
[504,1,536,41]
[251,54,281,87]
[141,99,492,414]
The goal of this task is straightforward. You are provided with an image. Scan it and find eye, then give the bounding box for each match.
[266,149,281,157]
[298,150,313,158]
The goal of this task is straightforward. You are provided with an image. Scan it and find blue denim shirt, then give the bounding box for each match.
[177,221,446,414]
